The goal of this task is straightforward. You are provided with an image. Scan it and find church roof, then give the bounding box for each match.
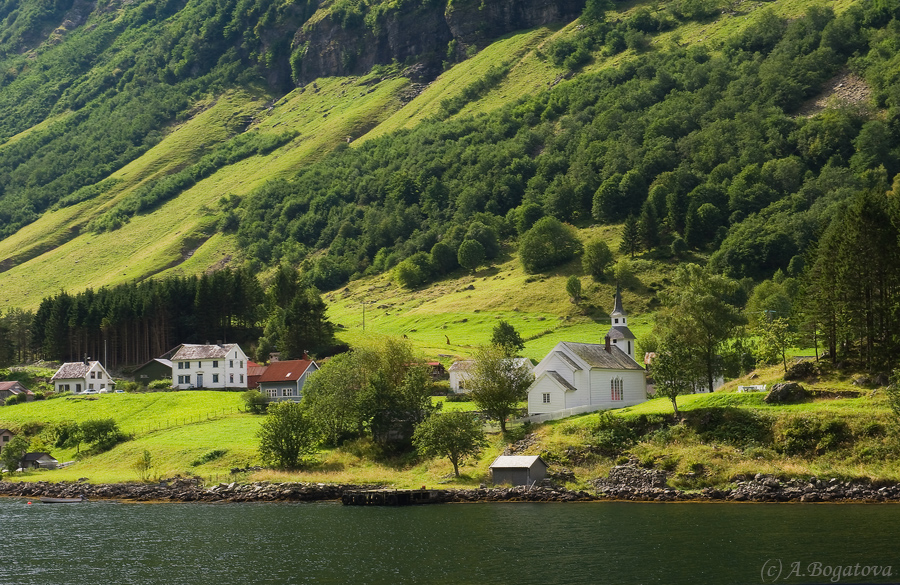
[546,371,577,392]
[605,325,636,341]
[561,342,643,371]
[611,285,627,317]
[554,351,582,371]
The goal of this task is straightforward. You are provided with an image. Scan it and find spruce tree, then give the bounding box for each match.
[619,215,641,259]
[637,200,660,251]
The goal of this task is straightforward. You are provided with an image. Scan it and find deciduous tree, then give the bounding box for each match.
[413,412,488,477]
[469,345,534,433]
[258,402,321,470]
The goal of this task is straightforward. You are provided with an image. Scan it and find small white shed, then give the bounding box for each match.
[489,455,548,486]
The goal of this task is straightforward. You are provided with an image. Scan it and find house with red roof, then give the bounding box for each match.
[257,359,319,402]
[0,381,34,403]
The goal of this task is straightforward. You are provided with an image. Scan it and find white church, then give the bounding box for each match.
[526,287,648,415]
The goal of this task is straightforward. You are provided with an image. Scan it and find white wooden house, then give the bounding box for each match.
[170,344,249,389]
[449,358,533,393]
[51,360,115,394]
[526,288,647,415]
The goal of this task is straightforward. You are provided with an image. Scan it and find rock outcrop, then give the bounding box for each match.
[764,382,808,404]
[291,0,586,84]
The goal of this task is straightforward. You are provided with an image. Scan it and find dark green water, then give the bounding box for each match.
[1,499,898,585]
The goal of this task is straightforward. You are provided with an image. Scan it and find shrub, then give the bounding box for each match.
[774,416,851,456]
[590,412,637,456]
[191,449,228,466]
[445,393,473,402]
[148,379,172,390]
[242,389,268,414]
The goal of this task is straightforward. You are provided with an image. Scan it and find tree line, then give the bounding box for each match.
[1,267,334,369]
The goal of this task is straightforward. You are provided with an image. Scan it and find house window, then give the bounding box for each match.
[611,378,624,401]
[283,388,294,397]
[91,372,96,379]
[240,374,244,384]
[266,388,277,398]
[75,384,81,392]
[542,393,551,404]
[2,436,8,442]
[229,373,234,383]
[213,361,218,368]
[615,318,619,324]
[89,383,94,390]
[229,360,234,368]
[178,375,188,384]
[63,384,70,392]
[198,362,202,369]
[178,362,183,370]
[100,384,105,389]
[239,361,243,368]
[212,374,219,383]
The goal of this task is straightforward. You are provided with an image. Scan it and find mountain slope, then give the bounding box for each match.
[0,0,899,324]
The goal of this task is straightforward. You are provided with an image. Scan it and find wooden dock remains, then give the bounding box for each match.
[341,489,443,506]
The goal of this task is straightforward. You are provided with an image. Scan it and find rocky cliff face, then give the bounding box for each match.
[291,0,586,84]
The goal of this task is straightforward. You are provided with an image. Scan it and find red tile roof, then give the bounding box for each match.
[257,360,315,383]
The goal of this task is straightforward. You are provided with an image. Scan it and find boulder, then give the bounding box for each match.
[764,382,808,404]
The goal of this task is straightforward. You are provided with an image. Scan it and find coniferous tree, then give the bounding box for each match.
[619,215,641,259]
[637,199,660,251]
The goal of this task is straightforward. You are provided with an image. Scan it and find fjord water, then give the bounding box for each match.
[1,499,897,585]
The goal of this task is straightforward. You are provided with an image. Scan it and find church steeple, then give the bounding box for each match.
[604,284,637,361]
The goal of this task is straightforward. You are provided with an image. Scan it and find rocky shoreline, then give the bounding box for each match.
[2,465,900,504]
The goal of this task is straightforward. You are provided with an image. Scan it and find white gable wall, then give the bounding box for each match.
[527,376,569,413]
[589,369,648,408]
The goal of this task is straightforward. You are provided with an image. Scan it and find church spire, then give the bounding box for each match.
[611,282,627,318]
[604,284,637,361]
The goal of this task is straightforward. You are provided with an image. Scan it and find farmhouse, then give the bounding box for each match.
[526,288,647,415]
[257,358,319,402]
[449,358,533,393]
[170,344,249,389]
[51,360,114,394]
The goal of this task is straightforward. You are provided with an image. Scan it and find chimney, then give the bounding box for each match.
[303,351,309,361]
[605,336,611,353]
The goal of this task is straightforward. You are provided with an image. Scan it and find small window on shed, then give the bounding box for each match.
[542,393,551,404]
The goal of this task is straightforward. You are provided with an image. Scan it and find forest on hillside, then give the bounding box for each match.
[1,0,900,373]
[234,1,900,289]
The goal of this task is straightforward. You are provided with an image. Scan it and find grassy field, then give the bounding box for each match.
[2,362,895,490]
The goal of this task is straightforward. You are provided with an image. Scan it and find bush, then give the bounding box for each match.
[3,394,25,406]
[242,389,268,414]
[774,416,851,456]
[148,379,172,390]
[590,412,637,456]
[445,392,473,402]
[191,449,228,466]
